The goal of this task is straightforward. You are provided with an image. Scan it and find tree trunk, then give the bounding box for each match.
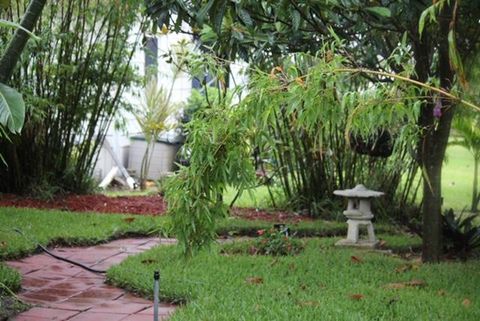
[472,156,479,213]
[0,0,47,82]
[420,4,455,263]
[421,135,446,263]
[0,0,47,193]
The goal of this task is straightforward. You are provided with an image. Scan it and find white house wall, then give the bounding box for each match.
[93,28,192,181]
[93,27,248,183]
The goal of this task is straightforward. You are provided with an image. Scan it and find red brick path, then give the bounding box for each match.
[6,238,177,321]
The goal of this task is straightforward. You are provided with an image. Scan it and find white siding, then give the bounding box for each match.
[128,139,181,179]
[93,28,248,182]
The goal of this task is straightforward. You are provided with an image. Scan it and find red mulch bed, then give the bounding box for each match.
[0,194,311,222]
[0,194,166,216]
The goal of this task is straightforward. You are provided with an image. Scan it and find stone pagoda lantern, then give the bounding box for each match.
[333,184,384,248]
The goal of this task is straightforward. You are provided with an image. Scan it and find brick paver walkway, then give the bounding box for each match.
[6,238,177,321]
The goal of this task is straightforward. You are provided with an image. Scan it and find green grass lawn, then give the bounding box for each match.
[0,207,168,260]
[443,145,475,211]
[0,207,417,320]
[108,238,479,321]
[223,185,284,209]
[0,207,378,260]
[1,206,392,262]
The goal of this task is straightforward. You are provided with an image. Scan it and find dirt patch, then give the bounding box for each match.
[0,194,311,222]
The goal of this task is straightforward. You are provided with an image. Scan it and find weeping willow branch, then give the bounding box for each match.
[198,50,480,113]
[332,68,480,112]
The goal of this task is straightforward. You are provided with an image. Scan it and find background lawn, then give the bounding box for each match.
[108,239,479,321]
[221,144,476,213]
[443,145,475,211]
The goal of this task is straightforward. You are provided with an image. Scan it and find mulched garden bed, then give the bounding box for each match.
[0,194,166,215]
[0,194,311,222]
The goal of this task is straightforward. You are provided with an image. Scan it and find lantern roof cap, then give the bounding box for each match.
[333,184,384,198]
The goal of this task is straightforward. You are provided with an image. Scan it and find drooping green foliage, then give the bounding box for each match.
[151,0,480,262]
[0,0,143,193]
[166,44,431,255]
[165,98,255,256]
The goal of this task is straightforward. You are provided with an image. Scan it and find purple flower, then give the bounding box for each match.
[433,99,442,119]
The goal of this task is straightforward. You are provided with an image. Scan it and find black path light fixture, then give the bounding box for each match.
[154,270,160,321]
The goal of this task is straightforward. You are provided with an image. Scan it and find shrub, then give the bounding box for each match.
[253,228,304,256]
[442,208,480,259]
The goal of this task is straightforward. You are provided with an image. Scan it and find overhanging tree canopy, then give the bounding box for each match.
[148,0,480,262]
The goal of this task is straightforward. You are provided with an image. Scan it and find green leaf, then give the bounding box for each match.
[0,19,40,41]
[197,0,215,23]
[0,82,25,134]
[448,29,467,89]
[327,26,341,44]
[365,7,391,18]
[200,25,218,42]
[237,7,253,27]
[418,8,429,36]
[292,10,301,31]
[213,0,227,34]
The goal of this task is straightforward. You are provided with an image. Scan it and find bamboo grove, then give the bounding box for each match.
[0,0,144,194]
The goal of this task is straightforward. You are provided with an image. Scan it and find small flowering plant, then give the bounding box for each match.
[254,227,304,256]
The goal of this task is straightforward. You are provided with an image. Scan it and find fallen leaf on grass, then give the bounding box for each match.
[351,256,363,264]
[0,241,7,248]
[378,239,387,248]
[405,279,425,287]
[395,262,421,273]
[245,277,263,284]
[462,299,471,307]
[123,217,136,223]
[349,293,364,300]
[141,259,157,264]
[384,279,426,289]
[437,289,447,296]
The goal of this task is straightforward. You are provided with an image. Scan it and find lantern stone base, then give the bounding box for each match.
[335,219,379,249]
[335,238,379,249]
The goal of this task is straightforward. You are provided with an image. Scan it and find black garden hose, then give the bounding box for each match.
[13,228,107,274]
